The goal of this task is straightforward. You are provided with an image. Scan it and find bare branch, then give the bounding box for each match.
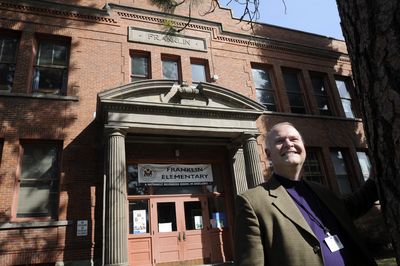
[175,0,192,32]
[281,0,287,15]
[199,0,219,16]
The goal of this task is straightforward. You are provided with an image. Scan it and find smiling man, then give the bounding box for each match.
[234,122,378,266]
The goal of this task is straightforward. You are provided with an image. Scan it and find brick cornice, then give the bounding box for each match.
[111,4,350,63]
[0,0,117,24]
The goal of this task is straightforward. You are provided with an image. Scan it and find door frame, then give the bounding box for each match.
[150,195,211,265]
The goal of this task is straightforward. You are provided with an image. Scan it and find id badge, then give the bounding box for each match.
[324,234,344,252]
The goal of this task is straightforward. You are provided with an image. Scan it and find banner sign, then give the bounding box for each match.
[138,164,213,186]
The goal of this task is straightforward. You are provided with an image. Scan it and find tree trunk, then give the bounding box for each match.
[336,0,400,262]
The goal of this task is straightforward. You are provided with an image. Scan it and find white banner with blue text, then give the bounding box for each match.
[138,164,213,186]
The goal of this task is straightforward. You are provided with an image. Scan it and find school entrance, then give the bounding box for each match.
[98,80,265,266]
[125,143,234,266]
[128,193,226,266]
[151,195,210,264]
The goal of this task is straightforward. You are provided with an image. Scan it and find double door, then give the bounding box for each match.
[151,196,211,265]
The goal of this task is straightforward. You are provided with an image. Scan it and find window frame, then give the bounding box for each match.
[356,150,372,182]
[303,148,327,185]
[334,76,358,118]
[161,54,181,83]
[190,58,210,84]
[251,64,278,112]
[130,50,151,81]
[282,68,308,114]
[0,29,20,91]
[32,35,70,96]
[13,140,62,221]
[128,199,151,236]
[309,71,334,116]
[329,149,354,195]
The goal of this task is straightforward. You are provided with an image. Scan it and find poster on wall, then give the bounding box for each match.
[133,210,147,234]
[138,164,213,186]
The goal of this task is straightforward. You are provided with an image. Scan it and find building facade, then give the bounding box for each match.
[0,0,383,265]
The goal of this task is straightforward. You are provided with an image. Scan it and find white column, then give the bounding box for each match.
[104,129,129,266]
[243,135,264,188]
[231,148,249,194]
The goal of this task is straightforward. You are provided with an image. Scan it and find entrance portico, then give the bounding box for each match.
[97,80,265,266]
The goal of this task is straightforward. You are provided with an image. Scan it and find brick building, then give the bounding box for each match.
[0,0,383,265]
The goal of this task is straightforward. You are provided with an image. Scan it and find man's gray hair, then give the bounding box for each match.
[265,122,304,149]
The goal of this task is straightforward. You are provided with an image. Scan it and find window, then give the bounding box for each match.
[131,51,150,81]
[282,68,307,114]
[129,200,150,234]
[335,78,356,118]
[0,31,19,91]
[162,55,181,82]
[330,150,352,194]
[16,142,61,218]
[356,151,371,182]
[303,150,325,184]
[191,59,209,83]
[310,72,332,116]
[252,66,277,111]
[32,37,70,95]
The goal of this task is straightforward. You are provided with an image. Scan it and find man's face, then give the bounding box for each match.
[266,124,306,172]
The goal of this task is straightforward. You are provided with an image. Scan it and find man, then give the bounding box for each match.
[234,122,378,266]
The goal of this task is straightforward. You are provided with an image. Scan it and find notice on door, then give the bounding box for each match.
[133,210,147,234]
[138,164,213,186]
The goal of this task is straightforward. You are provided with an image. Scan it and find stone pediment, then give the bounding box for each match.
[99,79,265,111]
[97,80,265,137]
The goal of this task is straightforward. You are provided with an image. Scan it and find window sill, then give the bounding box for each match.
[0,91,79,101]
[0,220,72,230]
[263,110,363,122]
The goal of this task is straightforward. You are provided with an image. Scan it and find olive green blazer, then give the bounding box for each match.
[234,176,377,266]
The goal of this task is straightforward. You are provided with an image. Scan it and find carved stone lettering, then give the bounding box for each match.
[128,27,206,52]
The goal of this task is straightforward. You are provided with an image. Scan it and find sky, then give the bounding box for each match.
[218,0,344,40]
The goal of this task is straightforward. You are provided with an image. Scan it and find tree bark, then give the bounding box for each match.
[336,0,400,262]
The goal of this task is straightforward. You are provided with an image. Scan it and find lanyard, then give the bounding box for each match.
[287,189,331,235]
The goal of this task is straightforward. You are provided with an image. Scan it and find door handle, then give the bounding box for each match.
[178,232,181,241]
[183,232,186,241]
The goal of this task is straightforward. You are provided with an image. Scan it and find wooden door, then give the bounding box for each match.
[151,196,210,265]
[181,198,210,262]
[151,198,181,264]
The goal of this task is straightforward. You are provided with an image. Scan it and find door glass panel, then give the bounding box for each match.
[184,201,203,230]
[157,202,177,232]
[129,200,149,234]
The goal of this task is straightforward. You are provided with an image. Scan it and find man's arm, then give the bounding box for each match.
[343,178,378,219]
[234,194,265,266]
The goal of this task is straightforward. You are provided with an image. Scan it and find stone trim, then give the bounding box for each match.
[0,220,72,230]
[0,91,79,101]
[0,1,117,24]
[98,80,265,123]
[118,11,214,32]
[102,100,262,121]
[111,5,350,62]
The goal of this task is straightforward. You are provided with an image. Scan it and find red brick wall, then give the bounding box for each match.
[0,0,388,264]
